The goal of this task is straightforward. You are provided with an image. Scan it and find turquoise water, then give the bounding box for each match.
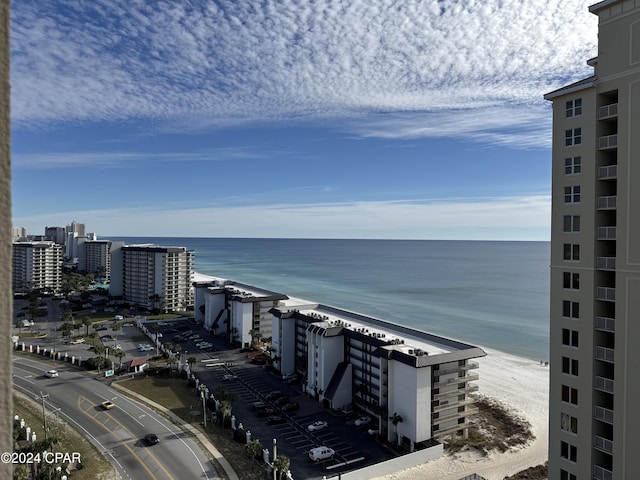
[106,238,550,361]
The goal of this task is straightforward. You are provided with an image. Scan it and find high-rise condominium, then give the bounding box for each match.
[545,1,640,479]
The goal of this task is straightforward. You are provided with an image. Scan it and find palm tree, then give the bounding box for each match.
[246,439,263,462]
[220,400,232,429]
[114,350,125,368]
[390,412,404,445]
[149,293,162,313]
[273,454,290,480]
[187,356,196,372]
[112,320,122,342]
[82,316,92,336]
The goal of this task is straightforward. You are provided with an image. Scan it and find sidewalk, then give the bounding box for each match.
[112,383,239,480]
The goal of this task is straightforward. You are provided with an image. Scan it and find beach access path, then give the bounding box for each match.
[374,348,550,480]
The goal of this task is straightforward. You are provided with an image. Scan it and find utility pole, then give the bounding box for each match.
[36,391,49,439]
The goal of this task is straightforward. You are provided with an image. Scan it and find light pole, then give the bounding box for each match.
[36,391,49,440]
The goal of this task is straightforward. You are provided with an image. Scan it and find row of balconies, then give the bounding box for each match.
[433,372,479,388]
[433,361,479,378]
[432,384,479,401]
[432,406,478,425]
[431,397,476,413]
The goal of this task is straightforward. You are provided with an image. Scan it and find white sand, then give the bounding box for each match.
[374,348,549,480]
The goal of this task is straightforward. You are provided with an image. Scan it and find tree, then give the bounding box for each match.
[149,293,162,313]
[390,412,404,445]
[114,350,125,368]
[246,439,263,462]
[93,344,106,358]
[112,320,122,341]
[187,356,196,371]
[219,400,232,429]
[82,316,92,336]
[60,322,74,338]
[273,454,290,480]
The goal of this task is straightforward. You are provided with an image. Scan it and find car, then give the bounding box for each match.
[251,401,267,410]
[281,402,300,412]
[96,326,108,331]
[274,396,289,406]
[112,344,122,350]
[309,446,335,462]
[257,407,277,417]
[70,338,85,344]
[101,400,115,410]
[307,420,328,432]
[265,391,282,400]
[113,315,124,321]
[122,322,133,327]
[266,415,287,425]
[354,415,372,426]
[45,369,58,378]
[144,433,159,445]
[163,328,177,334]
[100,335,113,341]
[223,374,238,381]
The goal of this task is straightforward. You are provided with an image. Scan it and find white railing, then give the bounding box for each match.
[594,376,614,393]
[594,405,614,424]
[598,134,618,150]
[594,435,614,454]
[599,103,618,119]
[593,464,613,480]
[597,165,617,180]
[596,226,617,240]
[595,316,615,332]
[596,257,616,270]
[596,287,616,301]
[597,196,617,210]
[595,346,615,363]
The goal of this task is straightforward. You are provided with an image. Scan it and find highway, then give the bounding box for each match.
[12,355,220,480]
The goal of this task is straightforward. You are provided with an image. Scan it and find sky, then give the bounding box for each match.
[11,0,598,240]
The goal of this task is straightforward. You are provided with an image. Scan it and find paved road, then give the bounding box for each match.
[12,356,219,480]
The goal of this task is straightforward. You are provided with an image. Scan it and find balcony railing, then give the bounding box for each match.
[597,196,617,210]
[597,164,618,180]
[593,464,613,480]
[594,375,614,393]
[596,257,616,270]
[595,316,615,332]
[433,420,473,438]
[596,287,616,302]
[432,406,478,424]
[433,361,479,378]
[433,384,479,401]
[433,372,479,388]
[598,134,618,150]
[595,346,615,363]
[596,227,617,240]
[432,397,476,413]
[599,103,618,119]
[594,435,614,454]
[594,405,614,424]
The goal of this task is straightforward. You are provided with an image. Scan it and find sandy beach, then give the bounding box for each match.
[374,348,549,480]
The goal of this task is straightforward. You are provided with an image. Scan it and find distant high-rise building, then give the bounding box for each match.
[44,226,66,245]
[65,220,85,236]
[545,1,640,479]
[11,227,27,241]
[12,241,62,293]
[110,244,194,312]
[80,240,123,281]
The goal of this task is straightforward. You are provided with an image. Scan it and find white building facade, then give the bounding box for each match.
[12,241,63,293]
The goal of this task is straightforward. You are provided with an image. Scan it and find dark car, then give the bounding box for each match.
[144,434,159,445]
[96,327,108,331]
[275,396,289,406]
[100,335,113,341]
[265,391,282,400]
[257,407,277,417]
[281,402,299,413]
[266,416,287,425]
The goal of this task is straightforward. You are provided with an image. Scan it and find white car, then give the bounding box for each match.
[45,369,58,378]
[112,344,122,350]
[354,416,372,427]
[307,420,328,432]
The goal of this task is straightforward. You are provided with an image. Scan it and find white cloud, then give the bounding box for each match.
[13,195,551,241]
[10,0,597,147]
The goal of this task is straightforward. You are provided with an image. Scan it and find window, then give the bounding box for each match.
[561,413,578,434]
[564,157,581,175]
[563,244,580,261]
[562,385,578,405]
[562,357,579,376]
[564,186,581,204]
[563,215,580,232]
[561,441,577,462]
[565,128,582,146]
[562,328,579,347]
[560,470,577,480]
[563,272,580,290]
[563,301,579,319]
[566,99,582,117]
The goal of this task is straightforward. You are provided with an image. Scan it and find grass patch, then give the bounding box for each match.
[446,395,534,455]
[118,374,266,480]
[13,393,116,480]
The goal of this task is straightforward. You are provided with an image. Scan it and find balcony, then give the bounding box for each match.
[594,405,614,424]
[594,375,614,393]
[596,287,616,302]
[433,420,473,438]
[595,346,615,363]
[433,372,479,388]
[432,406,478,424]
[433,361,479,378]
[596,257,616,270]
[597,165,618,180]
[596,227,617,240]
[597,196,617,210]
[599,103,618,119]
[598,134,618,150]
[594,434,614,454]
[431,397,476,413]
[433,384,478,401]
[593,464,613,480]
[595,316,615,332]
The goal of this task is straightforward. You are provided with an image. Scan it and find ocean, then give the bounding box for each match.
[106,237,550,361]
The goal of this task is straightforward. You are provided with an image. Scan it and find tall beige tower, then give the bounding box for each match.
[545,1,640,479]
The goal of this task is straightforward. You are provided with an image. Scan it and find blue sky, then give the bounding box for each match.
[11,0,597,240]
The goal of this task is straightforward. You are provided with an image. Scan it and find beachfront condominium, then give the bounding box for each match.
[110,244,194,312]
[12,241,63,294]
[545,1,640,479]
[78,240,124,282]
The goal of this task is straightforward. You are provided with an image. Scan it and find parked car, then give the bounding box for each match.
[144,433,159,445]
[257,407,277,417]
[308,446,335,462]
[266,415,287,425]
[223,374,238,381]
[354,415,372,427]
[100,335,113,341]
[251,401,267,410]
[307,420,328,432]
[265,391,282,400]
[96,327,108,331]
[45,369,58,378]
[275,396,289,406]
[281,402,300,412]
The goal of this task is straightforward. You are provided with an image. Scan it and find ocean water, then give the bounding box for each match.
[106,238,550,361]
